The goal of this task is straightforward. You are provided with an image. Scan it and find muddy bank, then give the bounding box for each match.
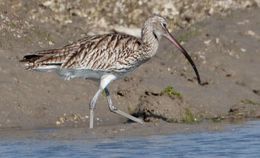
[0,120,241,140]
[0,1,260,135]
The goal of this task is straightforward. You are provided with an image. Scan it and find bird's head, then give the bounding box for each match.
[145,15,170,41]
[145,15,202,85]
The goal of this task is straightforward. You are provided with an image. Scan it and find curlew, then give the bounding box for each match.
[20,15,202,128]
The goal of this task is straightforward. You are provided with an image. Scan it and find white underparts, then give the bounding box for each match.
[33,66,117,81]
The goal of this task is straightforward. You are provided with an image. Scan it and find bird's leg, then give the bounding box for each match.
[104,88,144,124]
[89,88,102,129]
[89,74,117,129]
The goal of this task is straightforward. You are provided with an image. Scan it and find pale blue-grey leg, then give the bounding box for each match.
[104,88,144,124]
[89,74,117,129]
[89,88,102,129]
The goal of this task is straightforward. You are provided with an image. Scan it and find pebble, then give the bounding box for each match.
[215,38,220,44]
[240,48,247,52]
[247,30,256,36]
[56,121,61,125]
[204,40,211,45]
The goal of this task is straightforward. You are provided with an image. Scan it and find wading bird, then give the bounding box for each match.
[20,15,202,128]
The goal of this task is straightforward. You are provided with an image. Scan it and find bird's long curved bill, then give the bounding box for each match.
[165,30,202,85]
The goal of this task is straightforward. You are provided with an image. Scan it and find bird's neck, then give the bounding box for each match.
[141,25,159,59]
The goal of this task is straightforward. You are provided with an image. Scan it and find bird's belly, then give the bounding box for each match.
[57,69,107,80]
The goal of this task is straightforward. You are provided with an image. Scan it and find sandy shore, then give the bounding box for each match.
[0,120,247,140]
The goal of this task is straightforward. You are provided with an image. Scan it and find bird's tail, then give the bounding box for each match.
[20,49,65,71]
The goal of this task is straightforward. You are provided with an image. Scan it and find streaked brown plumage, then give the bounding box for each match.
[20,15,201,128]
[21,33,145,72]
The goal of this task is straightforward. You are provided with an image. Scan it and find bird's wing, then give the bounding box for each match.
[20,33,142,71]
[61,33,142,71]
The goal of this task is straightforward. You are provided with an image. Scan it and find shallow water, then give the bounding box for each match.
[1,121,260,158]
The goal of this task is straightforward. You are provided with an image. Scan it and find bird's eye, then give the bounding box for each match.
[162,23,167,28]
